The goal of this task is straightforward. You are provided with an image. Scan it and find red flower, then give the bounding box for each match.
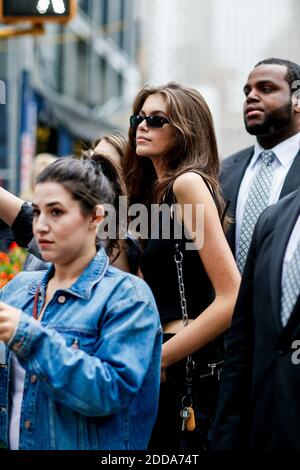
[9,242,18,250]
[0,243,26,288]
[0,253,10,263]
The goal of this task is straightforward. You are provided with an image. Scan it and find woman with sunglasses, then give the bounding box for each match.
[124,82,240,450]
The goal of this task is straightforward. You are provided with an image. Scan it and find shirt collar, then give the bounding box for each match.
[251,132,300,168]
[27,247,109,299]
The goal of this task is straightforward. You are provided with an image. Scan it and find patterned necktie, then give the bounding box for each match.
[281,241,300,327]
[237,150,275,273]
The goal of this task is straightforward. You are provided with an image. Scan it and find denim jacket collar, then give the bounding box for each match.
[26,247,109,300]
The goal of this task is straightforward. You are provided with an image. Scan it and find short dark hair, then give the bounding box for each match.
[255,58,300,92]
[37,156,115,215]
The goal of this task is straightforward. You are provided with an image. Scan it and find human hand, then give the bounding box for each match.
[0,302,21,343]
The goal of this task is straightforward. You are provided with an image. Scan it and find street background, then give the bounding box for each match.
[0,0,299,194]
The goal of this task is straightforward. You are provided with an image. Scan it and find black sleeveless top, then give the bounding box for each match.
[140,180,216,326]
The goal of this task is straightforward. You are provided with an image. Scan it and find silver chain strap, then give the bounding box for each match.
[174,244,189,327]
[174,243,195,383]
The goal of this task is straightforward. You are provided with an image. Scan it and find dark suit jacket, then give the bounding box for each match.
[211,189,300,449]
[220,146,300,254]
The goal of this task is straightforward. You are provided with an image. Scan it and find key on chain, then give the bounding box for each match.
[180,407,191,431]
[186,406,196,432]
[208,362,216,376]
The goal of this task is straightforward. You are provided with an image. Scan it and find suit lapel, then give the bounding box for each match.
[270,192,300,331]
[228,148,254,217]
[279,149,300,198]
[225,148,254,251]
[224,146,300,255]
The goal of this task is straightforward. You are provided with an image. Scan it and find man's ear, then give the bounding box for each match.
[292,91,300,113]
[295,102,300,114]
[294,100,300,113]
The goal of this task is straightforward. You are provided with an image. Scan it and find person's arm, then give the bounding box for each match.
[0,187,35,248]
[0,276,161,417]
[162,172,241,367]
[11,202,34,248]
[0,187,24,226]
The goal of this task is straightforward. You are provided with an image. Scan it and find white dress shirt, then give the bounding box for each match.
[9,353,26,450]
[235,132,300,258]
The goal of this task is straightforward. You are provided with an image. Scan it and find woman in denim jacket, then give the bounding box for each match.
[0,156,162,450]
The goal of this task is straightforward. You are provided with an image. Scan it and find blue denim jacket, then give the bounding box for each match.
[0,248,162,450]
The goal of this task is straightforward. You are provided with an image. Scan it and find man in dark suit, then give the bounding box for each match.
[221,58,300,270]
[211,188,300,449]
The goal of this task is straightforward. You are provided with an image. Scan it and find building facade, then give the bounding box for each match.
[1,0,140,194]
[138,0,300,158]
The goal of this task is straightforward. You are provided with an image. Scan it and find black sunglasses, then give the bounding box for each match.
[130,114,170,129]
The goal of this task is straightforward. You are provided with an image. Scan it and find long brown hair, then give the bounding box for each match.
[124,82,227,225]
[91,133,128,161]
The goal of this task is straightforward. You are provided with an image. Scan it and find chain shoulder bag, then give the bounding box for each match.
[174,241,224,448]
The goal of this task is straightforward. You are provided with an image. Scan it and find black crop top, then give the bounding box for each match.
[140,180,216,326]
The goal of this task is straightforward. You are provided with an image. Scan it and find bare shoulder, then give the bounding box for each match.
[173,172,211,200]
